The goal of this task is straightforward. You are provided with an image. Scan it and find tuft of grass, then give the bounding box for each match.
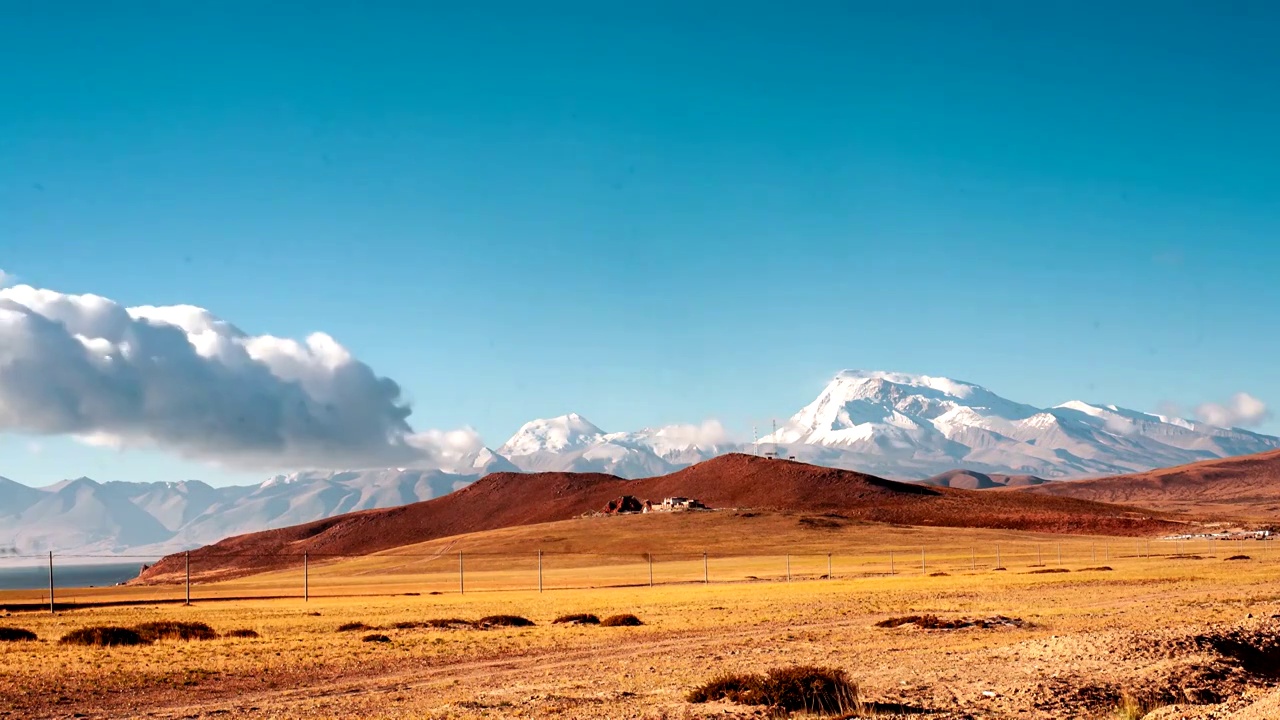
[928,572,950,577]
[1225,555,1252,561]
[688,665,858,714]
[1027,568,1070,574]
[224,629,260,639]
[361,633,391,643]
[336,622,374,633]
[0,626,37,642]
[1080,566,1114,572]
[134,621,218,642]
[553,613,601,625]
[1114,692,1171,720]
[876,615,1025,630]
[61,626,150,647]
[476,615,534,628]
[600,614,643,627]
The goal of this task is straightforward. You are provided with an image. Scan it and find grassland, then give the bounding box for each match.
[4,516,1280,718]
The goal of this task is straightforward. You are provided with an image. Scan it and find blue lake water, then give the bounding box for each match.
[0,562,150,590]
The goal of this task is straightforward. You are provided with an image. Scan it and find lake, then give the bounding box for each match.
[0,562,151,590]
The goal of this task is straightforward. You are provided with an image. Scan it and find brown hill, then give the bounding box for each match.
[920,469,1052,490]
[1017,448,1280,519]
[139,454,1177,583]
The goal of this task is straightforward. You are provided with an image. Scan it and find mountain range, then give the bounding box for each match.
[3,370,1277,558]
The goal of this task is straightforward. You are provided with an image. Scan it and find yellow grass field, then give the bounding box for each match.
[4,517,1280,719]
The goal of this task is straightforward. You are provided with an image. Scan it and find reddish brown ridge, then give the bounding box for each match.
[140,453,1178,583]
[1016,448,1280,519]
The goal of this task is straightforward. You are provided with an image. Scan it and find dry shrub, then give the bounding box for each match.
[477,615,534,628]
[225,629,259,639]
[928,572,949,577]
[337,622,374,633]
[0,627,37,642]
[1028,568,1070,574]
[61,626,149,647]
[362,633,391,643]
[1080,566,1114,572]
[1114,691,1172,720]
[601,614,643,627]
[392,621,423,630]
[876,615,1025,630]
[688,666,858,714]
[1225,555,1252,561]
[553,613,600,625]
[134,621,218,642]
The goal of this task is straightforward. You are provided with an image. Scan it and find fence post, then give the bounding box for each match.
[1057,544,1062,566]
[185,552,191,606]
[890,551,895,576]
[48,551,54,615]
[827,553,832,578]
[703,552,709,584]
[996,544,1001,570]
[921,547,926,574]
[458,551,464,594]
[786,554,791,582]
[971,546,976,571]
[538,550,543,593]
[304,552,309,602]
[1091,543,1096,564]
[1106,544,1110,563]
[647,552,653,587]
[1037,545,1042,565]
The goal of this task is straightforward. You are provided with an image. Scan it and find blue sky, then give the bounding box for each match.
[2,1,1278,487]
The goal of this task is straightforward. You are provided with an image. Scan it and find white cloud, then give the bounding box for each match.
[648,419,733,448]
[0,283,471,470]
[1195,393,1270,429]
[0,269,13,288]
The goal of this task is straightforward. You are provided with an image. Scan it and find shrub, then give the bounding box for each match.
[337,622,374,633]
[392,621,423,630]
[225,629,260,639]
[553,614,600,625]
[1226,555,1252,561]
[134,621,218,642]
[601,614,644,627]
[688,666,858,714]
[929,572,950,577]
[476,615,534,628]
[0,627,37,642]
[1079,566,1114,572]
[362,633,391,643]
[1028,568,1070,574]
[61,626,149,647]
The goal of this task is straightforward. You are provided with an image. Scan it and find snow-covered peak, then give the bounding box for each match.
[497,413,605,456]
[769,370,1039,445]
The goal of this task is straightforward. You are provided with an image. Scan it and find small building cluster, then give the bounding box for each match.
[599,495,709,516]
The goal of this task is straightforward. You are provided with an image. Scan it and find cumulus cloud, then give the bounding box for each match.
[0,283,469,469]
[1194,393,1270,429]
[647,419,733,448]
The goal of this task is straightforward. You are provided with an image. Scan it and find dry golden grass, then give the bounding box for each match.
[3,518,1280,719]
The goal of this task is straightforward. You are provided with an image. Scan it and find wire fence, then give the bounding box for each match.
[0,536,1273,612]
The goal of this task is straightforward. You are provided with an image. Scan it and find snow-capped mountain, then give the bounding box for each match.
[756,370,1280,479]
[6,368,1278,559]
[0,468,485,559]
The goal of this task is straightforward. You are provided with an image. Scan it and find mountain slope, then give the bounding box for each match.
[137,454,1178,582]
[1016,448,1280,518]
[920,470,1052,490]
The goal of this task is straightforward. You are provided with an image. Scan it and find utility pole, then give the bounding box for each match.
[458,551,464,594]
[48,551,54,615]
[304,552,309,602]
[185,552,191,606]
[827,553,832,578]
[647,552,653,587]
[538,550,543,593]
[703,552,709,584]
